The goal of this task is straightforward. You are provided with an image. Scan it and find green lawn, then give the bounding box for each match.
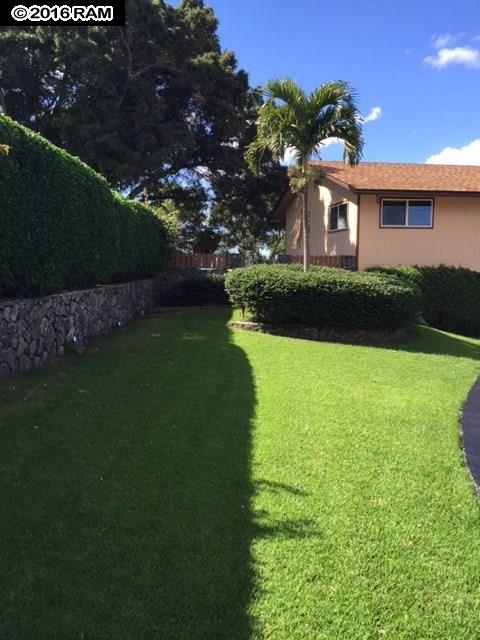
[1,308,480,639]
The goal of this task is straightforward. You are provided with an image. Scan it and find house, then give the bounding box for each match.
[272,161,480,271]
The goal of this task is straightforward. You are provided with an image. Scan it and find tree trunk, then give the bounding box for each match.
[302,185,310,272]
[0,86,7,116]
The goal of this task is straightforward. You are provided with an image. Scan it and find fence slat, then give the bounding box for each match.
[168,253,343,271]
[168,252,230,270]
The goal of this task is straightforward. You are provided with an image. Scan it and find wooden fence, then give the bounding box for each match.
[168,252,228,270]
[286,255,343,268]
[168,252,349,271]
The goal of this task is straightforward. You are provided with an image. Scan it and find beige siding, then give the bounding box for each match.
[285,178,358,256]
[358,195,480,270]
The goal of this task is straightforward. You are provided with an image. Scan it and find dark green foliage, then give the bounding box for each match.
[0,115,170,298]
[0,3,250,207]
[0,9,289,255]
[368,265,480,337]
[365,265,424,289]
[225,264,418,330]
[209,91,288,258]
[364,265,424,312]
[0,12,286,254]
[156,272,228,306]
[419,266,480,336]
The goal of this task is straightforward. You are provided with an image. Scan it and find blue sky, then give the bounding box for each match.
[204,0,480,165]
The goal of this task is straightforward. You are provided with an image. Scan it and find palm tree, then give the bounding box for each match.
[246,79,363,271]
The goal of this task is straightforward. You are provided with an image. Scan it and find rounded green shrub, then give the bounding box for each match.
[0,115,171,298]
[365,265,424,312]
[225,264,418,330]
[419,266,480,335]
[368,264,480,337]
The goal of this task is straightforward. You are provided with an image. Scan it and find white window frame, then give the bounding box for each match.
[328,201,348,233]
[380,198,433,228]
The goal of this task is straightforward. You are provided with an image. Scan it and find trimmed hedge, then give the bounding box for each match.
[225,264,418,330]
[368,264,480,337]
[156,272,228,306]
[0,115,170,298]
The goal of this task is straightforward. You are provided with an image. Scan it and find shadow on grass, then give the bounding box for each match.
[0,308,256,639]
[368,324,480,361]
[255,478,309,496]
[231,308,480,361]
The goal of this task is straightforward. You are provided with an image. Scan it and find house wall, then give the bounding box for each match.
[285,178,358,256]
[358,195,480,270]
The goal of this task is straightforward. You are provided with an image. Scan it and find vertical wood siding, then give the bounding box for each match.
[359,195,480,270]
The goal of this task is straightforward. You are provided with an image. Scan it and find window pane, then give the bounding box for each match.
[337,203,347,230]
[329,207,338,230]
[408,201,432,227]
[382,201,406,226]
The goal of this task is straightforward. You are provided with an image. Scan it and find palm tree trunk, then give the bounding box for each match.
[302,185,310,272]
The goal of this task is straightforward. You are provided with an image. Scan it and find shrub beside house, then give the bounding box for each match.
[369,264,480,337]
[225,264,418,334]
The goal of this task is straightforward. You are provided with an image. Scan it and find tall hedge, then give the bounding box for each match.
[0,115,171,298]
[225,264,418,330]
[368,264,480,337]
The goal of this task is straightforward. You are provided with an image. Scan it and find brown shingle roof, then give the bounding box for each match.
[309,161,480,193]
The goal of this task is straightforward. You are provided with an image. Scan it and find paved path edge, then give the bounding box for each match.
[461,377,480,493]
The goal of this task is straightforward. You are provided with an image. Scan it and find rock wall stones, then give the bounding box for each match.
[0,279,155,378]
[230,320,407,343]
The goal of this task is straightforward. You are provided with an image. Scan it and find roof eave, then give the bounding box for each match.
[321,173,358,194]
[356,188,480,197]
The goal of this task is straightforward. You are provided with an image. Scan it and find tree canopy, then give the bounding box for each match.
[0,3,285,253]
[0,2,247,197]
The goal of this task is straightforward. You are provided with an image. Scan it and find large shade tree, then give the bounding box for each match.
[246,79,364,271]
[0,2,287,251]
[0,0,250,208]
[209,91,287,259]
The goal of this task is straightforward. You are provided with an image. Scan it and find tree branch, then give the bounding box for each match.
[128,181,149,200]
[0,87,7,116]
[0,73,7,116]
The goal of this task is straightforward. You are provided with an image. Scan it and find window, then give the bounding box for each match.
[329,202,348,231]
[381,199,433,228]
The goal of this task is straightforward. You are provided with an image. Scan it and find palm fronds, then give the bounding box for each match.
[246,77,363,172]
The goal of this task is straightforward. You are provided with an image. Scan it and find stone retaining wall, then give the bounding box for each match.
[230,320,407,344]
[0,279,155,378]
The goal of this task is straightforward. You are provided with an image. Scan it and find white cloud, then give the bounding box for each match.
[321,138,342,147]
[424,46,480,69]
[426,139,480,165]
[362,106,382,123]
[432,33,462,49]
[281,146,299,166]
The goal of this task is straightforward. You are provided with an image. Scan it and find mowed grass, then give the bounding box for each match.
[1,308,480,639]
